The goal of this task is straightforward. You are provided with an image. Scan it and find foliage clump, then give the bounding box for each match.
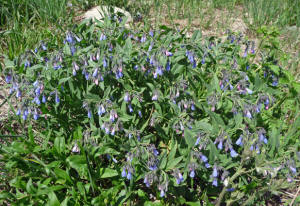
[1,17,300,205]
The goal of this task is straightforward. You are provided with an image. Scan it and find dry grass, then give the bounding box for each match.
[0,77,10,123]
[128,2,300,75]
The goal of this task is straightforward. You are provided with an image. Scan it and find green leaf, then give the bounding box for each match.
[140,115,151,133]
[58,77,71,85]
[254,73,263,90]
[166,156,183,171]
[292,82,300,93]
[146,83,155,91]
[269,127,280,155]
[54,168,72,183]
[191,30,202,42]
[77,182,86,201]
[66,155,86,169]
[42,129,52,149]
[137,189,147,199]
[26,178,36,194]
[119,114,133,122]
[124,38,132,52]
[54,136,65,154]
[99,168,118,178]
[184,129,196,148]
[3,58,14,68]
[154,102,162,115]
[61,197,70,206]
[63,44,71,56]
[159,150,168,170]
[269,65,280,76]
[103,86,111,98]
[168,139,177,161]
[79,45,93,53]
[144,201,163,206]
[94,147,120,158]
[234,113,243,127]
[0,191,14,200]
[170,101,180,114]
[212,74,222,93]
[47,192,60,206]
[173,63,185,75]
[209,141,218,162]
[74,126,83,140]
[159,25,172,32]
[194,120,212,132]
[28,124,34,144]
[36,185,65,196]
[27,64,44,72]
[11,141,28,154]
[206,109,225,127]
[186,202,201,206]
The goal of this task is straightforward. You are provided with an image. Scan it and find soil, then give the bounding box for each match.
[0,76,10,123]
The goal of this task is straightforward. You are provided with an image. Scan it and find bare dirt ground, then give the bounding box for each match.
[0,77,10,123]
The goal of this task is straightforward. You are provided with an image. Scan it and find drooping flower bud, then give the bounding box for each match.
[230,148,238,157]
[236,136,243,146]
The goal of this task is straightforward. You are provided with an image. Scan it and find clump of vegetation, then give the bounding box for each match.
[0,0,102,58]
[1,16,299,205]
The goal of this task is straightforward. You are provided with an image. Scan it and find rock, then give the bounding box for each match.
[285,25,298,32]
[83,6,132,27]
[230,17,247,35]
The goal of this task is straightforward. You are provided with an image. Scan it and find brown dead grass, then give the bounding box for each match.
[130,2,299,74]
[144,3,248,37]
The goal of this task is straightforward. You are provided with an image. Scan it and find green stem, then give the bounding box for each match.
[84,146,97,194]
[216,166,245,206]
[85,148,96,195]
[82,130,96,195]
[0,92,13,108]
[0,134,26,138]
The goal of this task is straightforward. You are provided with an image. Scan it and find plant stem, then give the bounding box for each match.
[0,134,26,138]
[0,92,13,108]
[216,166,246,206]
[290,184,300,206]
[82,130,96,195]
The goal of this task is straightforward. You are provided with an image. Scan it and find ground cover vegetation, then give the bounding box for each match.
[0,0,300,205]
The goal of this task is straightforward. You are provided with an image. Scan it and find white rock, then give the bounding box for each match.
[230,17,247,34]
[83,6,132,27]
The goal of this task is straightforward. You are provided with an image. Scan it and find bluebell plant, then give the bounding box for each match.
[1,18,299,205]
